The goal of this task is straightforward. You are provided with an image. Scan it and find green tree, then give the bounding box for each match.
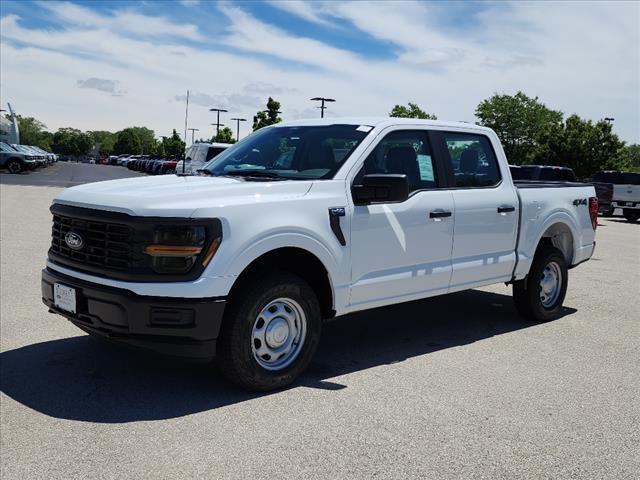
[51,128,93,157]
[87,130,116,155]
[253,97,283,131]
[127,126,156,154]
[211,126,236,144]
[113,128,142,155]
[475,91,563,165]
[161,129,186,157]
[15,115,53,150]
[618,144,640,172]
[532,115,625,178]
[389,102,437,120]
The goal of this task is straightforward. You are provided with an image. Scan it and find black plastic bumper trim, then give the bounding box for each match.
[42,268,226,360]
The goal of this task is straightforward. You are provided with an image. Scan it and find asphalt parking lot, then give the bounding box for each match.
[1,165,639,479]
[0,160,144,188]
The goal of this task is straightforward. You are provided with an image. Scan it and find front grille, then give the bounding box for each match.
[51,214,134,270]
[47,204,222,282]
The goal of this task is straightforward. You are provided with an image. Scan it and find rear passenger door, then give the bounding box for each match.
[434,131,519,289]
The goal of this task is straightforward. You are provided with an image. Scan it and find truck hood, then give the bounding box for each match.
[54,175,313,217]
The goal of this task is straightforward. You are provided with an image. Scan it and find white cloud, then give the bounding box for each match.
[38,1,203,41]
[266,1,334,27]
[218,3,369,74]
[0,1,638,143]
[179,0,200,6]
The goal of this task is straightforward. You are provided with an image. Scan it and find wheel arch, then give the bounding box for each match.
[227,246,336,319]
[537,221,575,265]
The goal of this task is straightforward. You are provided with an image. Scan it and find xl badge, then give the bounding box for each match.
[64,231,84,250]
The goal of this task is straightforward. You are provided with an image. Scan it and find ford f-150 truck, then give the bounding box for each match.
[42,118,598,390]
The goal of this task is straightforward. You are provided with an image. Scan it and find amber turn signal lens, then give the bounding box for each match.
[202,237,221,266]
[144,245,203,257]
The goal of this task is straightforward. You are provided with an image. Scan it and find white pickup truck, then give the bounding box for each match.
[591,171,640,222]
[42,118,598,390]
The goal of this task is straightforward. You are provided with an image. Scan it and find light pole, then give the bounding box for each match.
[187,128,199,145]
[310,97,335,118]
[209,108,228,136]
[230,118,247,141]
[604,117,615,124]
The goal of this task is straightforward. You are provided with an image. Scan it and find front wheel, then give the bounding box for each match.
[623,209,640,223]
[513,246,568,322]
[217,273,322,391]
[6,159,23,174]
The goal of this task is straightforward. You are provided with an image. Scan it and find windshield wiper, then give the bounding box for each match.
[224,170,285,180]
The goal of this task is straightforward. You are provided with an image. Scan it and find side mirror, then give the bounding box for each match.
[352,174,409,205]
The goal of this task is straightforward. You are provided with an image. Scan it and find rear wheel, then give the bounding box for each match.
[623,209,639,223]
[600,207,615,217]
[217,272,322,391]
[513,246,568,322]
[6,159,23,174]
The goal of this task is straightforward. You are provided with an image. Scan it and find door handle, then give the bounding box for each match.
[429,210,452,219]
[497,205,516,213]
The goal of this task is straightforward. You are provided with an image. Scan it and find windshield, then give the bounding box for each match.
[0,142,17,153]
[202,124,371,179]
[12,145,32,154]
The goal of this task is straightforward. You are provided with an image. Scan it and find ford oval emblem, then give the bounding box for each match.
[64,231,84,250]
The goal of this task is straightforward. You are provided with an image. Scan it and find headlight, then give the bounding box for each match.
[144,226,220,274]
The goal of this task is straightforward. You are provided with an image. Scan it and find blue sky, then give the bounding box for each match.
[1,0,638,142]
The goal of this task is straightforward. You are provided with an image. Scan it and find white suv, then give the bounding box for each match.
[176,142,231,175]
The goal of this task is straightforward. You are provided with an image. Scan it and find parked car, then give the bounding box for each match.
[175,142,231,175]
[0,141,38,173]
[11,144,47,167]
[42,118,598,391]
[159,159,177,175]
[509,165,577,182]
[28,146,56,164]
[591,171,640,222]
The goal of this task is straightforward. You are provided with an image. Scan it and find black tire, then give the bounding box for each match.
[600,207,615,217]
[6,159,23,174]
[623,209,640,223]
[217,272,322,391]
[513,246,568,322]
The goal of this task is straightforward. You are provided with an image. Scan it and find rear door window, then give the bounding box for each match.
[442,132,501,187]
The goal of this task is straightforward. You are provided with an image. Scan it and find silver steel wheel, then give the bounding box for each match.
[539,261,562,308]
[251,297,307,371]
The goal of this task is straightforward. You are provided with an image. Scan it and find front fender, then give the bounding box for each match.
[202,229,349,308]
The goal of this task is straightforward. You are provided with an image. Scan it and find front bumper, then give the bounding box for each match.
[42,268,226,361]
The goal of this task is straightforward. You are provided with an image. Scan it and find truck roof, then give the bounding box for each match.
[274,117,490,131]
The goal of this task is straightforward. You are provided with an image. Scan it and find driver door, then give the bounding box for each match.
[349,129,455,309]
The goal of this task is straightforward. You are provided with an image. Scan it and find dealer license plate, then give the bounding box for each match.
[54,283,77,314]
